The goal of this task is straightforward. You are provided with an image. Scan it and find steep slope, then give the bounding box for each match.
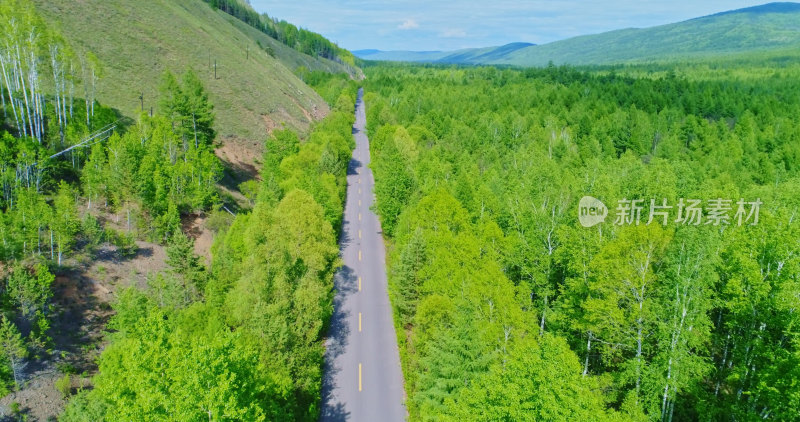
[493,2,800,66]
[33,0,354,144]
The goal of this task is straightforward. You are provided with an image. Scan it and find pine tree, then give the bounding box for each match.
[181,70,215,147]
[166,230,207,299]
[392,227,426,324]
[0,316,27,389]
[82,142,107,209]
[7,263,54,321]
[52,181,79,265]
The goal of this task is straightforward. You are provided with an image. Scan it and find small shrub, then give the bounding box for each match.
[57,361,77,375]
[206,207,234,233]
[106,230,138,257]
[238,180,259,207]
[55,373,71,399]
[81,215,104,252]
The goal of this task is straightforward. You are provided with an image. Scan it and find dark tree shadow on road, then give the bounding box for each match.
[347,157,362,176]
[319,401,350,422]
[320,263,357,421]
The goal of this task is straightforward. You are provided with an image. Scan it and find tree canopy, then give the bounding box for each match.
[363,61,800,420]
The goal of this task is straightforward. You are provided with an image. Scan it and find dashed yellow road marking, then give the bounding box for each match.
[359,364,362,392]
[358,229,362,239]
[358,199,361,207]
[358,213,362,221]
[358,276,361,291]
[358,188,362,194]
[359,312,362,332]
[358,250,362,261]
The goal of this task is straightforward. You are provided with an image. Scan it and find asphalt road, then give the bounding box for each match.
[320,88,407,422]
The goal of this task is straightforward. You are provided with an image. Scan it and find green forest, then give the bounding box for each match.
[60,82,357,420]
[2,0,800,420]
[362,61,800,420]
[202,0,356,66]
[0,1,359,419]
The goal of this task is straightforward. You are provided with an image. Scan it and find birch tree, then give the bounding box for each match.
[585,224,671,408]
[81,51,101,130]
[655,228,717,421]
[0,0,46,141]
[48,32,74,148]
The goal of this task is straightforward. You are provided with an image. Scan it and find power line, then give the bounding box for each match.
[47,121,117,160]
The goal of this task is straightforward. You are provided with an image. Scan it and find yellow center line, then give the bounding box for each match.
[358,199,362,207]
[358,250,362,261]
[358,188,362,194]
[359,363,363,392]
[359,178,361,184]
[358,276,361,291]
[359,312,362,332]
[358,213,362,221]
[358,229,362,239]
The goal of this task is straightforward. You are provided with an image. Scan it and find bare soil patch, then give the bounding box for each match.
[183,214,214,265]
[0,239,167,421]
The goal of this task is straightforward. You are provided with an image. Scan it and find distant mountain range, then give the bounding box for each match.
[354,42,535,63]
[354,2,800,66]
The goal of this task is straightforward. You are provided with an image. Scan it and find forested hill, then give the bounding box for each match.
[31,0,358,144]
[497,2,800,66]
[202,0,356,67]
[355,2,800,66]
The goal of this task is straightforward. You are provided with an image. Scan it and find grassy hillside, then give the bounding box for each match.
[201,0,356,67]
[494,2,800,66]
[32,0,356,144]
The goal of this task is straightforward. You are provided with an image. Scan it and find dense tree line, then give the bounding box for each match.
[0,0,227,401]
[363,62,800,420]
[202,0,356,66]
[3,1,362,417]
[62,75,358,420]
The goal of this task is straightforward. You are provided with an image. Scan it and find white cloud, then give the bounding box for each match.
[398,19,419,30]
[441,28,467,38]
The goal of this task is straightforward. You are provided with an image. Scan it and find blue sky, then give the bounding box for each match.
[248,1,772,51]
